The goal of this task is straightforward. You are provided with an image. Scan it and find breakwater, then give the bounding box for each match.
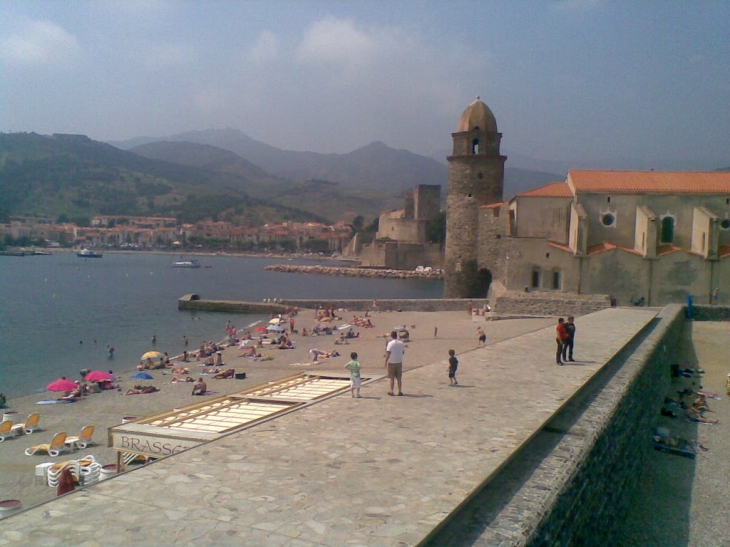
[179,295,489,313]
[264,264,444,279]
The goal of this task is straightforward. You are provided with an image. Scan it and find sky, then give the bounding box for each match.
[1,0,729,168]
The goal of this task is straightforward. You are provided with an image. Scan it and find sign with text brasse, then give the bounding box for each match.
[111,431,203,458]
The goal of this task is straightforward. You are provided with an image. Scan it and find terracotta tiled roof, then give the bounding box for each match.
[586,242,617,255]
[479,201,505,209]
[547,241,573,253]
[516,182,573,198]
[568,170,730,194]
[718,245,730,258]
[656,245,682,257]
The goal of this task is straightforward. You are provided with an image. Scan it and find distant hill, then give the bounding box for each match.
[128,140,402,221]
[0,132,331,225]
[111,128,562,198]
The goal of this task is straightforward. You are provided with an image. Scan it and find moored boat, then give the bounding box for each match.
[76,248,103,258]
[171,258,201,268]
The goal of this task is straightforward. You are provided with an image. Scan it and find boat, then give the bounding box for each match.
[171,258,201,268]
[76,249,103,258]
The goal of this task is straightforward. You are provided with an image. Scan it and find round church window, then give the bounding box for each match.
[721,219,730,230]
[601,213,615,227]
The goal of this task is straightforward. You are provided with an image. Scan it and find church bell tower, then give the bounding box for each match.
[443,99,506,298]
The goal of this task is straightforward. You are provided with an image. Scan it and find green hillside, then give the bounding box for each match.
[0,133,330,225]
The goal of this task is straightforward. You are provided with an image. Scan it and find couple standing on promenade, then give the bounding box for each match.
[556,316,576,365]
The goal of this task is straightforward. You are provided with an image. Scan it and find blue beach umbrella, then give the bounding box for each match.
[132,372,153,380]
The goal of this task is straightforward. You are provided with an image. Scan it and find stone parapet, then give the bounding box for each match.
[425,305,685,547]
[688,304,730,321]
[494,290,611,316]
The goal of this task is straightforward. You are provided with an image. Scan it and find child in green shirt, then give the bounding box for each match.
[345,352,362,398]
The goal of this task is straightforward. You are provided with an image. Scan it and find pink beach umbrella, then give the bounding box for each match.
[47,378,78,392]
[83,370,112,382]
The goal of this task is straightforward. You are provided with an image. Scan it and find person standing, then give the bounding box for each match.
[345,352,362,398]
[447,349,459,386]
[385,331,405,396]
[477,326,486,347]
[556,318,568,365]
[562,316,576,362]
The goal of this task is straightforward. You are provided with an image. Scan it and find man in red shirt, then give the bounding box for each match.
[556,318,569,366]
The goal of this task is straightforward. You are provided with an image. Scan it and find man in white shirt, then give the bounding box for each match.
[385,331,406,396]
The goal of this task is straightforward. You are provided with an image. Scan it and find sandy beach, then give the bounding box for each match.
[0,307,554,512]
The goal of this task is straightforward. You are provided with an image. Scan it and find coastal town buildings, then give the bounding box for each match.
[1,216,354,253]
[444,99,730,306]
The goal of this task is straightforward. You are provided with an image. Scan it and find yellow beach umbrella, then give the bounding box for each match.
[141,350,162,360]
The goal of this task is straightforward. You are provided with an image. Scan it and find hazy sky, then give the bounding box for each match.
[2,0,729,166]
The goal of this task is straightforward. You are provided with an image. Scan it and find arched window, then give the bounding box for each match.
[531,268,541,289]
[471,138,479,154]
[552,270,561,290]
[661,216,675,243]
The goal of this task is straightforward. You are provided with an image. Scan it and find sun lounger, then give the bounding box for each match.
[65,425,94,450]
[10,413,40,436]
[24,432,69,457]
[0,420,14,442]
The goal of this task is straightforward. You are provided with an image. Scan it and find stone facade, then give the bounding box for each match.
[358,184,443,268]
[444,100,507,298]
[443,99,730,307]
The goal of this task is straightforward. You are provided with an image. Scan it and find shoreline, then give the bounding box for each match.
[0,308,555,512]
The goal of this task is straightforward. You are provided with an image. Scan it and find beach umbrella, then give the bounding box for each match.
[83,370,112,382]
[132,372,153,380]
[267,324,285,332]
[141,351,162,360]
[268,317,283,324]
[47,378,78,392]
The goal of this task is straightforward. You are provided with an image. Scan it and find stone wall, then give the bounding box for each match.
[494,290,612,316]
[278,298,490,312]
[425,304,686,547]
[688,304,730,321]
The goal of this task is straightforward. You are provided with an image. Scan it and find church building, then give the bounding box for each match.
[444,99,730,306]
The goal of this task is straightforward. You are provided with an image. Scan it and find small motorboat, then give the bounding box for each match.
[76,249,102,258]
[171,258,201,268]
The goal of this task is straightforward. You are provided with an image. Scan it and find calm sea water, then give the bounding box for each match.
[0,252,442,398]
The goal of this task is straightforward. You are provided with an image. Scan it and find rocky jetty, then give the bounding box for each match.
[264,264,444,280]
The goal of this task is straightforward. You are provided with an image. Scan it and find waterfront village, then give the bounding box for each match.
[0,215,356,255]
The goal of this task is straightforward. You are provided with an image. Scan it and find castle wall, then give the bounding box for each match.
[377,214,425,244]
[413,184,441,220]
[359,241,442,269]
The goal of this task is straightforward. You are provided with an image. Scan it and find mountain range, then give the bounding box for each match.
[17,127,721,228]
[112,128,564,197]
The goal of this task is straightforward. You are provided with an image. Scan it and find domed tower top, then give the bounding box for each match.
[456,98,498,133]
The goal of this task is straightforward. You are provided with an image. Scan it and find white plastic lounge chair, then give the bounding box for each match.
[25,432,69,457]
[0,420,13,442]
[65,425,94,450]
[10,413,40,436]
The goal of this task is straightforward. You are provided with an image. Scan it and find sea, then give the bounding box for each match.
[0,252,443,398]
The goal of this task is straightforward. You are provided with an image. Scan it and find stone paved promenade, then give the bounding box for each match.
[0,308,658,547]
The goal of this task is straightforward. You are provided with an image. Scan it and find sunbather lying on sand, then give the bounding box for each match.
[126,385,160,395]
[213,369,235,379]
[171,376,194,383]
